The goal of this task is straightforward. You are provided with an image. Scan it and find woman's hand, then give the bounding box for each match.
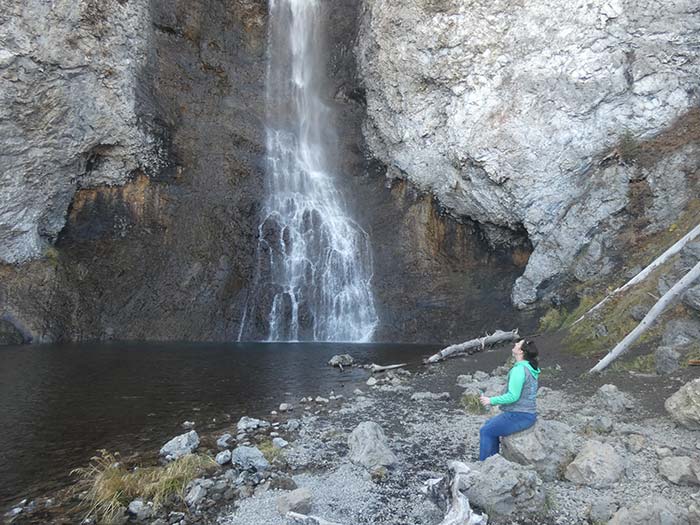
[479,395,491,407]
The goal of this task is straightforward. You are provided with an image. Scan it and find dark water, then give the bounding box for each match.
[0,341,440,510]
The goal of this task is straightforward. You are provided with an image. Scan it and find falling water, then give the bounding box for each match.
[238,0,378,342]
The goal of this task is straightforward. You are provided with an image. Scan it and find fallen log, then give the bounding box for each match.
[425,461,488,525]
[369,362,408,373]
[574,222,700,326]
[426,329,519,364]
[590,260,700,373]
[286,512,344,525]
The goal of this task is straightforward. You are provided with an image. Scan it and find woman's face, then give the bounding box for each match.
[512,340,525,358]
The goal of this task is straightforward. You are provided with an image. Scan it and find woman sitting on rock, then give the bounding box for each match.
[478,339,540,460]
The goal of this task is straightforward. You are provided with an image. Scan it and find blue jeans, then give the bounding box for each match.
[479,411,536,461]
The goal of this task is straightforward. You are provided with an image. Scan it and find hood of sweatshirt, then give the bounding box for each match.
[515,359,540,379]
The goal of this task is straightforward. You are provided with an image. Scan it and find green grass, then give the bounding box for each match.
[257,438,284,464]
[460,394,485,415]
[71,450,216,524]
[538,296,596,333]
[610,353,655,373]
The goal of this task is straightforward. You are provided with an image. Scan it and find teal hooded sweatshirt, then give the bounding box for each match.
[489,360,541,408]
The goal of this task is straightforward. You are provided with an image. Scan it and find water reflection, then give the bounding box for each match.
[0,341,438,509]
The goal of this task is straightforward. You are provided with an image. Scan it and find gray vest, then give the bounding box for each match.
[500,365,538,414]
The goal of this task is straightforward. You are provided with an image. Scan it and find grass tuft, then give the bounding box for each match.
[71,450,216,524]
[610,353,656,373]
[460,394,485,415]
[257,438,284,464]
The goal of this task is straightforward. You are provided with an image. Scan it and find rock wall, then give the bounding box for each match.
[0,0,268,342]
[358,0,700,308]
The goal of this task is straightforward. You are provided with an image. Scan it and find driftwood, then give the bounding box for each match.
[426,329,519,364]
[425,461,488,525]
[369,362,408,373]
[590,260,700,373]
[574,222,700,326]
[286,512,344,525]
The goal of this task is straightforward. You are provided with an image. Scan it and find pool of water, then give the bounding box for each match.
[0,341,440,510]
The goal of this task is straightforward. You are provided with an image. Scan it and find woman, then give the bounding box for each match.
[478,339,540,461]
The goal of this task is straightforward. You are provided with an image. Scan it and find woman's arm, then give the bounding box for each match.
[489,366,526,405]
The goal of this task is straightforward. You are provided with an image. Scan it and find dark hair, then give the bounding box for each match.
[522,339,539,370]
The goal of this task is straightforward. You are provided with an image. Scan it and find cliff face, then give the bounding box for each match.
[0,0,268,342]
[358,0,700,308]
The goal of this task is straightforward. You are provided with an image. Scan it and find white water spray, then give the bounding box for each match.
[238,0,378,342]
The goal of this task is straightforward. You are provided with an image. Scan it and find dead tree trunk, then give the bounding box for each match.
[575,223,700,325]
[369,363,408,373]
[426,329,519,364]
[590,260,700,373]
[425,461,488,525]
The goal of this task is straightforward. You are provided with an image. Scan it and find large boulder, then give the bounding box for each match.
[348,421,397,469]
[466,455,544,516]
[592,384,633,413]
[501,419,577,481]
[655,346,681,375]
[564,440,624,488]
[159,431,199,461]
[608,495,689,525]
[665,378,700,430]
[231,446,269,472]
[658,456,700,486]
[328,354,354,367]
[276,488,312,515]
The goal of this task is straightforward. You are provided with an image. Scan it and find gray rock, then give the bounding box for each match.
[658,456,700,485]
[655,346,682,375]
[279,403,292,412]
[328,354,354,367]
[159,431,199,461]
[366,377,377,387]
[127,499,152,521]
[608,495,689,525]
[456,374,473,387]
[358,0,700,309]
[585,415,614,434]
[501,419,577,481]
[236,416,270,433]
[564,440,624,488]
[588,495,618,523]
[216,433,233,449]
[0,0,167,264]
[215,450,231,465]
[285,419,301,432]
[628,304,648,322]
[231,446,269,472]
[410,391,451,401]
[276,487,312,515]
[272,437,288,449]
[623,433,646,454]
[466,455,544,515]
[472,371,489,382]
[270,476,297,491]
[592,384,633,413]
[348,421,397,469]
[185,484,206,508]
[662,319,700,347]
[683,284,700,312]
[181,421,195,429]
[665,378,700,430]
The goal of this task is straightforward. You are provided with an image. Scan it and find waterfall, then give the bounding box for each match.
[238,0,378,342]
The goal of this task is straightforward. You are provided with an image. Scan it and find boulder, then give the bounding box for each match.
[592,384,633,413]
[665,378,700,430]
[655,346,681,375]
[410,391,451,401]
[466,455,544,515]
[276,487,312,515]
[328,354,354,367]
[272,437,289,449]
[658,456,700,485]
[608,495,689,525]
[348,421,397,469]
[215,450,231,465]
[236,416,270,433]
[501,419,577,481]
[456,374,473,387]
[185,484,206,507]
[662,319,700,347]
[127,500,152,521]
[683,284,700,312]
[564,440,624,488]
[216,433,232,449]
[159,431,199,461]
[231,446,270,472]
[587,495,618,523]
